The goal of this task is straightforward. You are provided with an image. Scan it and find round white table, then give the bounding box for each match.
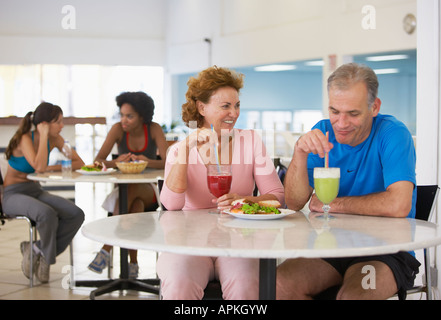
[82,209,441,299]
[28,169,164,299]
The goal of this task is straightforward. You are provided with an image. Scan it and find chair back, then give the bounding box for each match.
[415,185,439,222]
[157,179,166,211]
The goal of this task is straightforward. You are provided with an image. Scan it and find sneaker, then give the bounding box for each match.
[20,241,38,279]
[88,249,110,274]
[36,255,50,283]
[129,262,139,279]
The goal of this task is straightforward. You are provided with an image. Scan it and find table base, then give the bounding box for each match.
[74,246,160,300]
[75,278,160,300]
[259,259,276,300]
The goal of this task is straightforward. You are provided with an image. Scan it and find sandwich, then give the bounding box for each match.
[230,198,281,214]
[81,161,107,172]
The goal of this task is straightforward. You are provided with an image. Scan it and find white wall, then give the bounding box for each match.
[417,0,441,299]
[166,0,417,74]
[0,0,166,66]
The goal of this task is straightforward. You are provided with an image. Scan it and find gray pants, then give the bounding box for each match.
[3,182,84,264]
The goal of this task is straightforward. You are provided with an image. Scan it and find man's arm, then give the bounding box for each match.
[285,130,331,211]
[309,180,414,218]
[285,149,313,210]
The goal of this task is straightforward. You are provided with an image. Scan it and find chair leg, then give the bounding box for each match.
[424,248,432,300]
[108,247,114,279]
[29,227,33,287]
[69,242,74,289]
[27,219,36,288]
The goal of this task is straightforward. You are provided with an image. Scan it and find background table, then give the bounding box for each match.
[28,169,164,299]
[82,209,441,299]
[28,169,164,204]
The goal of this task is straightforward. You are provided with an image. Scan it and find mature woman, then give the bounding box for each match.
[3,102,85,283]
[88,91,168,278]
[158,66,285,299]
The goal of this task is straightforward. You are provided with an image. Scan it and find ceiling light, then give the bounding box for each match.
[304,60,324,67]
[374,68,400,75]
[366,54,409,62]
[254,65,297,72]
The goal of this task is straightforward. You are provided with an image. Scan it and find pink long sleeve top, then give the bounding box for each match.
[160,129,285,210]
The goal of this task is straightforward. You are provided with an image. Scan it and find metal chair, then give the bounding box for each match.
[405,185,439,300]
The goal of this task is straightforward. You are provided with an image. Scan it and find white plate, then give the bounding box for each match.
[76,168,116,175]
[220,217,295,229]
[223,208,296,220]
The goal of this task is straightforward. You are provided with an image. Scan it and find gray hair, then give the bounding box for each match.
[327,63,379,107]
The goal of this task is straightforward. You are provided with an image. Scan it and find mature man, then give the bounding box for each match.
[277,63,420,300]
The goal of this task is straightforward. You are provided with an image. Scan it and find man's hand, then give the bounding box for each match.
[309,193,325,212]
[296,129,333,159]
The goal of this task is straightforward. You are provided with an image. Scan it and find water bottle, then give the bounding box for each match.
[61,140,72,177]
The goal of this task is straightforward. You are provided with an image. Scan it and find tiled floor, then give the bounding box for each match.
[0,182,159,300]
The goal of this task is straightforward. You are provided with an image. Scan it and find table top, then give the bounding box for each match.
[81,209,441,259]
[27,168,164,184]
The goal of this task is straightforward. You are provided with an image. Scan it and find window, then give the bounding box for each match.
[0,64,164,124]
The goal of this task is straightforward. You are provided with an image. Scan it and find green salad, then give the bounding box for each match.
[241,203,280,214]
[81,166,101,172]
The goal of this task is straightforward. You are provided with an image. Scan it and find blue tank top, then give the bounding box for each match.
[117,123,157,159]
[8,132,50,174]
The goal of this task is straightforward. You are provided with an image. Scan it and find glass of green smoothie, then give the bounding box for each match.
[313,167,340,220]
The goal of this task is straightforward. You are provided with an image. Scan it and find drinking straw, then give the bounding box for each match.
[324,131,329,168]
[211,124,221,172]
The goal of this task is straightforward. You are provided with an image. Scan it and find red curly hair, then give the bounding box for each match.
[181,66,244,128]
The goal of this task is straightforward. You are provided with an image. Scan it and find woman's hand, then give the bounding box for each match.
[186,128,217,164]
[37,122,50,138]
[213,193,241,211]
[130,154,149,162]
[115,153,132,162]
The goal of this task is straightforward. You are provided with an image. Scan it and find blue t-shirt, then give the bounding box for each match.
[307,114,416,218]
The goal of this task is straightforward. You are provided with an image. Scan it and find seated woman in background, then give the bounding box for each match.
[88,91,168,279]
[3,102,85,283]
[158,66,285,299]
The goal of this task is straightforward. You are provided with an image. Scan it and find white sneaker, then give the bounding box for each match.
[88,249,110,274]
[36,255,50,283]
[20,241,37,279]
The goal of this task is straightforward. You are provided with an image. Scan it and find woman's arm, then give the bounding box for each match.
[21,123,50,173]
[94,123,126,168]
[216,130,285,210]
[160,142,187,210]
